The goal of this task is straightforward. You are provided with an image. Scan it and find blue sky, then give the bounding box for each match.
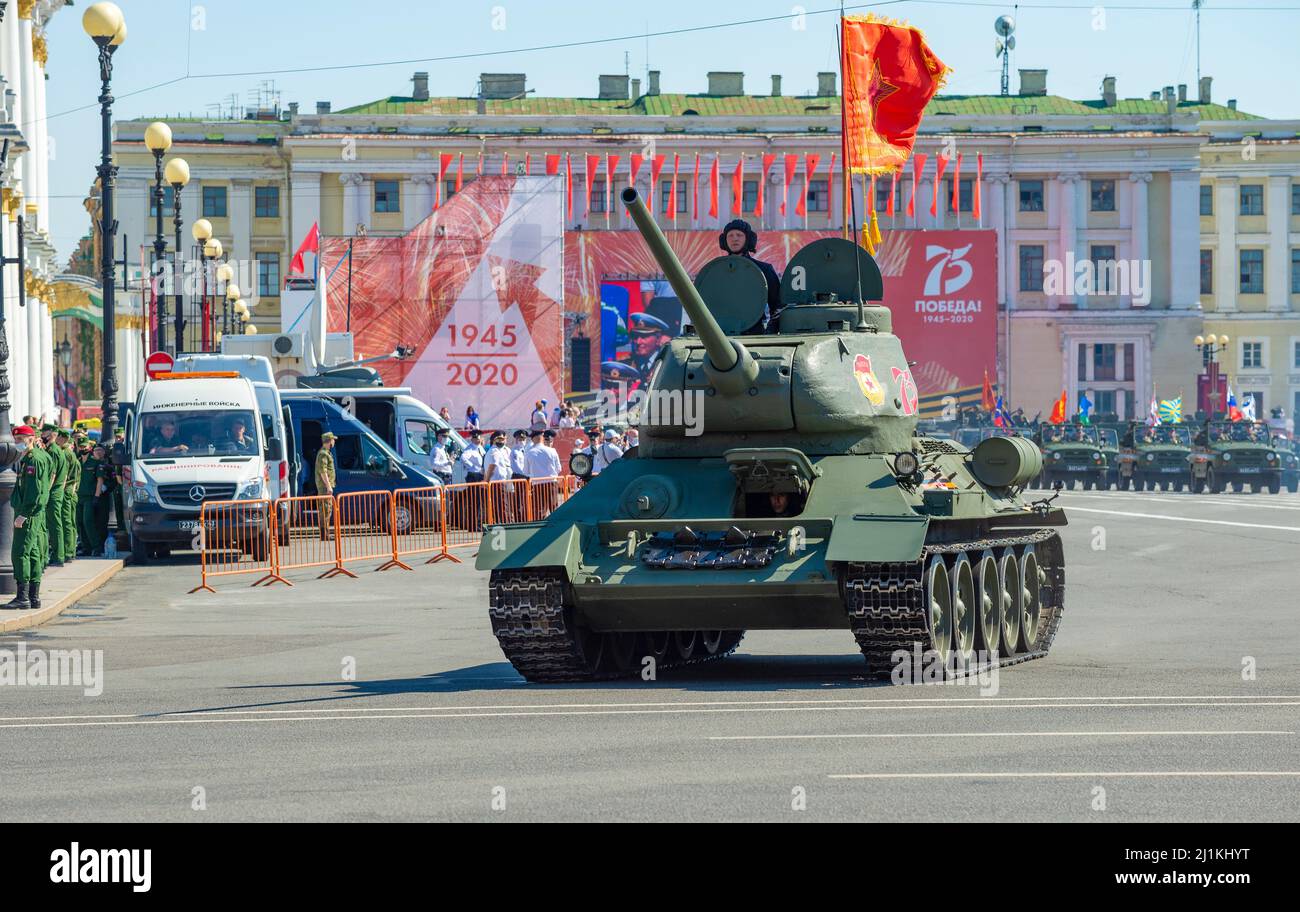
[37,0,1300,263]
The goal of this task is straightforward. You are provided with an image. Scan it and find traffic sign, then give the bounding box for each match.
[145,351,174,379]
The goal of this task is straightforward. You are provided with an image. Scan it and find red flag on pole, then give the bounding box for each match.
[780,154,798,219]
[606,153,619,226]
[797,153,820,219]
[931,154,948,217]
[668,153,680,223]
[565,153,573,221]
[708,154,720,218]
[584,153,599,218]
[828,152,837,226]
[435,152,453,210]
[755,153,775,218]
[981,370,995,412]
[524,152,532,175]
[731,156,744,215]
[501,151,509,176]
[692,152,701,222]
[887,170,897,217]
[630,154,645,186]
[974,152,983,223]
[650,154,666,212]
[950,152,962,212]
[456,153,464,193]
[289,222,319,275]
[545,154,560,176]
[908,153,926,217]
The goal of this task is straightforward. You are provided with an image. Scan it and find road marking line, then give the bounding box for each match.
[712,730,1294,741]
[830,771,1300,780]
[1064,505,1300,532]
[1065,493,1300,512]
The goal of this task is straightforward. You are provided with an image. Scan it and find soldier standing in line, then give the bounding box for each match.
[94,442,116,552]
[58,429,80,563]
[5,426,53,610]
[40,424,68,568]
[314,432,336,541]
[111,426,126,542]
[77,442,102,556]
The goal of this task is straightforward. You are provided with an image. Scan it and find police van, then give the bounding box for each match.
[120,371,282,562]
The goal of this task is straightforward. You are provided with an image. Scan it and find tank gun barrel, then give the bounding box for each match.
[621,187,756,390]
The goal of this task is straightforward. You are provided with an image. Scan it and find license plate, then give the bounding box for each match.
[1065,465,1089,471]
[178,520,216,531]
[1160,467,1181,473]
[1237,467,1260,474]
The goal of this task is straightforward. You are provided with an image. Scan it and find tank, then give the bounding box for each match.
[478,187,1068,682]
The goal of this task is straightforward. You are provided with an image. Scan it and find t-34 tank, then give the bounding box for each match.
[478,187,1067,682]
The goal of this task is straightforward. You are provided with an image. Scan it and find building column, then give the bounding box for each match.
[26,253,41,418]
[405,175,432,230]
[987,174,1009,310]
[357,178,373,233]
[39,297,52,420]
[1168,170,1200,310]
[1056,174,1080,309]
[289,171,321,264]
[1266,174,1290,313]
[340,174,362,236]
[3,215,24,419]
[1214,177,1237,314]
[1128,172,1152,309]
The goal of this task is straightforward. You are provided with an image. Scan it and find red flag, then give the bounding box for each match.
[908,153,926,216]
[545,154,560,176]
[950,152,962,212]
[731,156,744,216]
[565,153,573,221]
[524,152,532,175]
[841,16,950,175]
[981,370,995,412]
[630,154,645,186]
[797,153,820,218]
[755,153,775,218]
[708,155,720,218]
[650,154,666,212]
[931,154,948,217]
[289,222,319,275]
[435,152,453,210]
[692,152,701,221]
[1049,391,1067,425]
[605,153,620,222]
[668,153,680,220]
[501,151,509,176]
[584,153,600,218]
[887,170,897,217]
[455,153,464,193]
[781,154,798,218]
[973,152,983,222]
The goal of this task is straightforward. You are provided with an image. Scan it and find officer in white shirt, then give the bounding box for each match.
[525,428,562,479]
[484,431,514,483]
[460,429,486,483]
[510,429,530,480]
[592,429,624,475]
[431,428,454,484]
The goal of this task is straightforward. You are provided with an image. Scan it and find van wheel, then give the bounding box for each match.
[130,534,149,564]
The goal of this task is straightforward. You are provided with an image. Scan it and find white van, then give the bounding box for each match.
[173,353,295,499]
[280,387,466,483]
[123,372,281,562]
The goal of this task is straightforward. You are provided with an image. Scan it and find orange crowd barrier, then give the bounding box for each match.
[485,478,530,525]
[188,498,285,593]
[527,475,564,520]
[394,486,444,563]
[275,495,356,580]
[336,490,410,572]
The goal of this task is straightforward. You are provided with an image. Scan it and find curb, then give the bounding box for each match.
[0,560,125,634]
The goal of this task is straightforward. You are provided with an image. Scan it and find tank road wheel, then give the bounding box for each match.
[673,630,699,662]
[639,632,673,667]
[975,549,1002,658]
[605,632,639,674]
[998,549,1022,655]
[700,630,726,656]
[1018,546,1044,652]
[949,554,976,669]
[924,555,953,665]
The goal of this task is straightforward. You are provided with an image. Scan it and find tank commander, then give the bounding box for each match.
[719,218,780,334]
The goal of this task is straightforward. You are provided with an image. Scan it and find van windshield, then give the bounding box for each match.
[137,409,260,457]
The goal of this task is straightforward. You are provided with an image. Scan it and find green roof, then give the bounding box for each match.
[338,92,1259,120]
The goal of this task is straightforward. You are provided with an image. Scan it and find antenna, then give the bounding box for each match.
[994,15,1016,97]
[1193,0,1203,85]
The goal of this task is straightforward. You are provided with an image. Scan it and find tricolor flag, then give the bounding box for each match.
[1147,395,1160,426]
[1227,384,1242,421]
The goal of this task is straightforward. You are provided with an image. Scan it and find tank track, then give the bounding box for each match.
[842,528,1065,679]
[489,568,745,683]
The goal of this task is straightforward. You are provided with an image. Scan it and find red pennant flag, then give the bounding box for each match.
[435,152,453,210]
[650,154,666,212]
[501,151,509,176]
[668,153,680,220]
[708,154,720,219]
[289,222,319,275]
[908,153,927,217]
[456,153,464,193]
[605,153,620,222]
[565,153,573,221]
[524,152,532,175]
[545,154,560,176]
[981,370,996,412]
[931,154,948,217]
[950,152,962,212]
[630,154,645,186]
[797,153,820,218]
[755,153,775,218]
[887,170,897,217]
[973,152,983,222]
[841,16,950,175]
[780,154,798,218]
[692,152,701,221]
[584,153,600,218]
[731,156,744,216]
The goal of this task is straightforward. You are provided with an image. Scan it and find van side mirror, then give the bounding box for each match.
[387,457,403,478]
[111,442,129,466]
[265,438,284,461]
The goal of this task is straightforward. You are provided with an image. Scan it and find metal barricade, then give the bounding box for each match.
[564,475,585,498]
[527,476,564,520]
[432,482,481,563]
[274,495,356,579]
[188,498,285,592]
[486,478,530,525]
[394,486,445,563]
[336,490,410,572]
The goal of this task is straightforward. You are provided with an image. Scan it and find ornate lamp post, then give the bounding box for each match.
[1194,333,1230,420]
[84,1,128,443]
[215,262,234,338]
[224,282,242,343]
[189,217,212,353]
[202,235,222,350]
[166,161,192,353]
[143,121,171,353]
[56,337,72,416]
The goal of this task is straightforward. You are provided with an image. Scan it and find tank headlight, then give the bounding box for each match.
[569,452,593,479]
[1222,452,1232,462]
[893,451,920,477]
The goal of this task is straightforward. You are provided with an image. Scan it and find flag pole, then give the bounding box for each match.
[838,14,850,240]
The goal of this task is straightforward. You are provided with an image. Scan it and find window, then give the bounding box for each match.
[943,178,973,213]
[659,180,687,214]
[1077,344,1087,382]
[254,186,279,218]
[1019,245,1045,291]
[404,420,442,457]
[1090,244,1117,294]
[1093,343,1117,381]
[1239,249,1264,293]
[201,186,227,218]
[149,185,175,218]
[1200,250,1213,294]
[1292,184,1300,216]
[1241,341,1262,370]
[1093,390,1116,417]
[1019,180,1044,212]
[876,179,893,213]
[807,179,828,212]
[1090,179,1116,212]
[590,182,606,213]
[1124,343,1135,381]
[1200,185,1213,216]
[742,179,759,213]
[256,252,280,298]
[374,180,400,213]
[1295,340,1300,370]
[1239,184,1264,216]
[443,179,458,202]
[1292,249,1300,294]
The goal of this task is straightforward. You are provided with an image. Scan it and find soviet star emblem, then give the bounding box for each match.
[866,59,899,119]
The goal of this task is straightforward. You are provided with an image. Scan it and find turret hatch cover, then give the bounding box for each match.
[781,237,884,305]
[692,255,769,334]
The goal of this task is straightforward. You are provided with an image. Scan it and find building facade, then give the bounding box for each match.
[113,68,1300,423]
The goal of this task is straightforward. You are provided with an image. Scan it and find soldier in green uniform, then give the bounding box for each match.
[111,426,126,544]
[59,429,80,563]
[40,424,68,568]
[314,432,336,541]
[77,442,107,556]
[5,425,53,610]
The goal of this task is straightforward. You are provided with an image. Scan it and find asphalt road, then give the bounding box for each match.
[2,487,1298,822]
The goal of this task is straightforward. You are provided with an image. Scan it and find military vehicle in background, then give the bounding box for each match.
[477,187,1067,683]
[1116,422,1193,491]
[1033,424,1112,490]
[1192,420,1284,493]
[1280,438,1299,493]
[955,425,1017,452]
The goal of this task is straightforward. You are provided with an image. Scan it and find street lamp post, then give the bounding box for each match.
[201,236,222,351]
[226,284,244,342]
[143,121,172,353]
[167,161,192,354]
[215,261,234,339]
[84,1,128,443]
[190,218,212,353]
[55,337,72,417]
[1194,333,1231,420]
